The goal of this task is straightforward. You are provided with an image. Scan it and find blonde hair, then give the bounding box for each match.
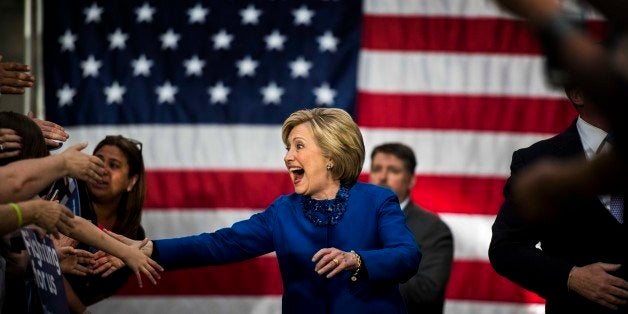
[282,108,364,184]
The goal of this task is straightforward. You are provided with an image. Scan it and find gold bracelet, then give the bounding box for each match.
[350,250,361,282]
[9,202,23,228]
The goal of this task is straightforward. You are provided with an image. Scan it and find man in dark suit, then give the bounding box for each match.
[370,143,454,314]
[489,86,628,313]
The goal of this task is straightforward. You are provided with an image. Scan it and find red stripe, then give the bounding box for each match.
[117,257,283,296]
[362,15,607,54]
[411,175,506,215]
[357,92,577,133]
[446,261,544,303]
[145,172,506,215]
[117,258,542,303]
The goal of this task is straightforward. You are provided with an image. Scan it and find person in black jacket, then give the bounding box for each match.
[489,86,628,313]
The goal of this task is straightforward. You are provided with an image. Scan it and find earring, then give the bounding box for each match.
[326,164,333,170]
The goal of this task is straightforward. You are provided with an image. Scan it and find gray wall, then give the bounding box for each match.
[0,0,26,114]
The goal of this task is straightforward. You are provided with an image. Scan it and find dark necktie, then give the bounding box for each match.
[610,195,624,224]
[597,134,624,223]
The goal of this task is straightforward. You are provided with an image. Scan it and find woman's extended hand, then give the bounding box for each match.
[312,247,359,278]
[103,229,163,287]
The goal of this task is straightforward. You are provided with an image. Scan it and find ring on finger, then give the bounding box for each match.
[332,258,339,266]
[0,143,4,151]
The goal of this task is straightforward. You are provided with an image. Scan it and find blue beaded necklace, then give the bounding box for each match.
[301,185,350,226]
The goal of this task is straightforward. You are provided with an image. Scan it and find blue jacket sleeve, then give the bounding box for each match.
[358,192,422,282]
[154,203,277,270]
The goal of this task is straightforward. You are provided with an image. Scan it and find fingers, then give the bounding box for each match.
[72,264,92,276]
[599,263,622,272]
[2,61,30,72]
[139,238,149,249]
[312,247,332,262]
[71,142,88,152]
[0,71,35,87]
[74,249,94,259]
[0,150,20,159]
[92,261,112,275]
[34,119,69,143]
[149,258,164,273]
[140,265,157,285]
[85,167,104,185]
[60,205,75,219]
[314,248,339,270]
[0,129,22,147]
[102,267,117,278]
[135,271,143,288]
[57,246,75,256]
[0,86,26,94]
[313,248,349,278]
[1,68,35,81]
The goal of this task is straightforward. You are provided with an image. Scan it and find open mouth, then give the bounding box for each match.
[289,167,305,183]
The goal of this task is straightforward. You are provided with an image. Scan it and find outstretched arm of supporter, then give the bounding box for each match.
[0,199,75,237]
[0,142,104,203]
[64,216,163,287]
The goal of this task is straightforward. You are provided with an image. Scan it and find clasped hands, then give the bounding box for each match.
[55,231,163,288]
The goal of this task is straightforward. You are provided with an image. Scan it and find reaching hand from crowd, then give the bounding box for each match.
[21,199,75,239]
[0,55,35,94]
[312,247,360,278]
[102,229,163,287]
[91,250,126,277]
[568,263,628,310]
[60,142,105,184]
[57,246,95,276]
[0,128,20,159]
[28,112,69,148]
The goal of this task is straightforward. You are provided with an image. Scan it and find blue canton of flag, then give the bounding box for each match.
[43,0,361,126]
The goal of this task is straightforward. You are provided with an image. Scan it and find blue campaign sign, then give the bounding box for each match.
[20,229,70,314]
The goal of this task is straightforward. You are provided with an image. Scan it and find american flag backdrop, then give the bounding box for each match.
[41,0,604,313]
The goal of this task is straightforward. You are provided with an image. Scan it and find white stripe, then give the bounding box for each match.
[142,210,494,261]
[88,297,545,314]
[445,300,545,314]
[62,126,549,177]
[363,129,548,177]
[141,209,259,238]
[359,50,565,98]
[440,213,495,261]
[363,0,600,21]
[364,0,513,18]
[88,296,282,314]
